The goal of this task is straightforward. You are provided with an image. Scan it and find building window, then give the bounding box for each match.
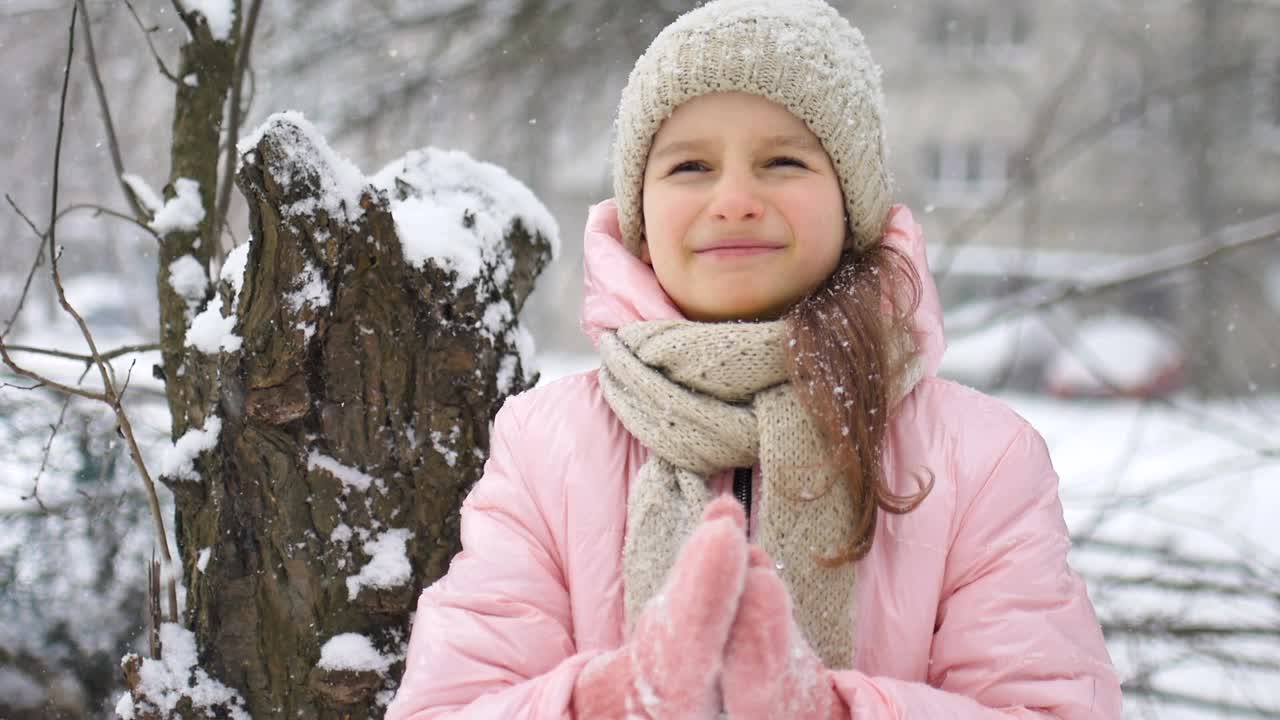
[928,6,1030,60]
[923,140,1008,205]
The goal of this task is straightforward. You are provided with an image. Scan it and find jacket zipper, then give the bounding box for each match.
[732,466,752,531]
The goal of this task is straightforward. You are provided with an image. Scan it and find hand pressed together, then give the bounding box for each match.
[721,545,846,720]
[572,496,847,719]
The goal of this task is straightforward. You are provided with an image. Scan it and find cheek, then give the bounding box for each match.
[641,185,699,254]
[784,187,846,253]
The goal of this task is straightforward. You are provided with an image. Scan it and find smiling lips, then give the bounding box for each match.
[695,238,785,258]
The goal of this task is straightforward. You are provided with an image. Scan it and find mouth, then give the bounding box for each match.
[694,239,785,258]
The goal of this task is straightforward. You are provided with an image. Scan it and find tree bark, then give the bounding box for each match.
[198,117,547,717]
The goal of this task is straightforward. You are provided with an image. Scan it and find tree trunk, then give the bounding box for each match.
[125,113,552,718]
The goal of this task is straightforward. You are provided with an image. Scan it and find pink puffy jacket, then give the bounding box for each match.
[385,201,1122,719]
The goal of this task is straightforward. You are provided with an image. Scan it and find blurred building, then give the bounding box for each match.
[865,0,1280,393]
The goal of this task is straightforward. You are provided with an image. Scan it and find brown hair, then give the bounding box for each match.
[784,235,934,565]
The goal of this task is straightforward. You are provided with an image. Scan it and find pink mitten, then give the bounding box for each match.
[722,546,848,720]
[572,496,749,720]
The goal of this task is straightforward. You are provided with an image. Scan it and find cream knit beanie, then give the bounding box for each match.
[612,0,892,256]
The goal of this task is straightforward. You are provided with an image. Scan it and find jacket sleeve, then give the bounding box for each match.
[384,400,600,720]
[830,424,1122,719]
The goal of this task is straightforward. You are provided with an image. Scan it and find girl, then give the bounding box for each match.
[387,1,1122,718]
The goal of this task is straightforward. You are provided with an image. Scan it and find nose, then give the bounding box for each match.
[708,168,764,223]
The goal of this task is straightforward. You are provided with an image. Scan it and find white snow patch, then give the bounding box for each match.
[330,523,353,544]
[391,199,487,287]
[178,0,235,41]
[186,303,242,353]
[308,451,376,493]
[196,547,212,573]
[150,178,206,235]
[512,324,538,384]
[317,633,393,673]
[286,262,330,311]
[238,111,367,223]
[371,147,561,290]
[119,623,249,719]
[482,300,513,340]
[430,429,459,468]
[496,355,520,395]
[220,243,250,300]
[161,416,222,482]
[167,255,208,309]
[346,528,412,599]
[122,173,164,213]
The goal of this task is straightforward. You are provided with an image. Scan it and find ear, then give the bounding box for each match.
[639,232,653,266]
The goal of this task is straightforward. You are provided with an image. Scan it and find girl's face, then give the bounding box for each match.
[640,92,847,322]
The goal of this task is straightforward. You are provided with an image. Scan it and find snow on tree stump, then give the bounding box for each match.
[132,112,557,718]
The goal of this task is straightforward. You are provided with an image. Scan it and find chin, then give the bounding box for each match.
[685,297,789,323]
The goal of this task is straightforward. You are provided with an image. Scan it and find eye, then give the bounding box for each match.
[767,156,808,169]
[669,160,709,174]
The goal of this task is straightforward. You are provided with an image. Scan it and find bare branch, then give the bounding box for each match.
[76,0,147,220]
[19,1,182,625]
[56,202,162,243]
[5,193,44,238]
[3,342,161,364]
[1076,536,1279,583]
[21,394,73,513]
[1,239,44,339]
[932,61,1253,281]
[119,357,138,397]
[213,0,262,254]
[949,212,1280,336]
[123,0,178,82]
[45,5,122,409]
[1122,686,1280,719]
[0,347,109,402]
[1092,568,1279,599]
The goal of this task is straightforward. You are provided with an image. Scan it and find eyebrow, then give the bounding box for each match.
[649,134,823,162]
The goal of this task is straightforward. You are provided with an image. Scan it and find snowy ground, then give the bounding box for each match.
[536,352,1280,718]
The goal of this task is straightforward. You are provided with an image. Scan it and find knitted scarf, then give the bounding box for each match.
[599,319,922,669]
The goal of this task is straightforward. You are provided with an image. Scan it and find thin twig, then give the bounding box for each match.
[5,193,43,237]
[76,0,147,220]
[25,2,181,626]
[119,358,137,397]
[931,61,1252,282]
[1,232,45,338]
[4,342,161,364]
[948,212,1280,336]
[0,380,45,391]
[149,554,162,657]
[0,346,109,402]
[1122,685,1279,719]
[56,202,162,243]
[23,394,73,513]
[213,0,262,254]
[123,0,178,82]
[46,7,120,404]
